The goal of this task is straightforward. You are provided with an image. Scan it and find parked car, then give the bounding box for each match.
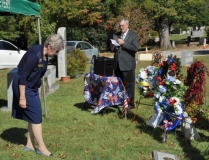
[66,41,99,63]
[0,40,26,69]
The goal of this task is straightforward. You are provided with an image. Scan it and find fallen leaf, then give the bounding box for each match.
[101,153,105,158]
[59,153,67,159]
[88,122,93,126]
[12,153,22,158]
[55,142,59,147]
[120,144,124,148]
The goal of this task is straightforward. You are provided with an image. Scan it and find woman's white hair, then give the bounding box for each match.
[44,34,64,49]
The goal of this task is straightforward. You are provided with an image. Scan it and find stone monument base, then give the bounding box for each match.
[152,150,179,160]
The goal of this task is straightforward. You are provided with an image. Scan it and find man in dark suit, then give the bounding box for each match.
[111,18,139,109]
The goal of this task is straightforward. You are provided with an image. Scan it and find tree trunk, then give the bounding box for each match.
[158,20,172,50]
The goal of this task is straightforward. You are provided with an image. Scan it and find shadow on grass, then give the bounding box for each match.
[0,99,7,108]
[135,116,207,159]
[195,117,209,133]
[73,102,117,116]
[125,109,164,142]
[0,127,27,145]
[132,109,208,160]
[175,132,207,160]
[74,102,92,111]
[136,122,164,142]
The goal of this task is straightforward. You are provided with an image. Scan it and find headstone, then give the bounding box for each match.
[154,37,159,42]
[182,31,186,35]
[163,51,171,58]
[152,150,179,160]
[57,27,67,78]
[2,67,59,112]
[138,53,153,61]
[204,38,206,44]
[47,65,59,93]
[1,68,18,111]
[181,50,193,66]
[193,30,203,37]
[172,41,175,48]
[40,69,51,97]
[199,38,204,45]
[181,112,201,141]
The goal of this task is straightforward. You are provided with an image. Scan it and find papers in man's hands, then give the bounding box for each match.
[110,39,120,46]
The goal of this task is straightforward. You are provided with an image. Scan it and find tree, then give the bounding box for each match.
[99,0,153,48]
[118,4,153,47]
[0,16,21,41]
[140,0,209,50]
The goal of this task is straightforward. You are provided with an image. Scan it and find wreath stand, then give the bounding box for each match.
[133,51,164,122]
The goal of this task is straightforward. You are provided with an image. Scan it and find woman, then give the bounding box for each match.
[12,34,64,157]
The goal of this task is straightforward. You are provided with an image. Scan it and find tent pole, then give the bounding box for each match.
[38,17,47,117]
[38,17,42,44]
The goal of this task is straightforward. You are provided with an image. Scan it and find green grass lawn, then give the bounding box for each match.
[0,56,209,160]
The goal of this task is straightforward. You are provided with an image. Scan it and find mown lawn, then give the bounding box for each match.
[0,55,209,160]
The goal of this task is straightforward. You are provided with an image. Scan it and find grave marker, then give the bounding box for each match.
[57,27,67,78]
[152,151,179,160]
[181,50,193,66]
[163,51,171,58]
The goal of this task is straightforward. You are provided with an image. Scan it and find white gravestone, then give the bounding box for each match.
[2,67,58,112]
[193,30,203,38]
[138,54,153,61]
[153,150,179,160]
[2,68,18,111]
[181,50,193,66]
[163,51,171,58]
[57,27,67,78]
[47,65,59,93]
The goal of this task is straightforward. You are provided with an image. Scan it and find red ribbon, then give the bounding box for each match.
[163,120,173,131]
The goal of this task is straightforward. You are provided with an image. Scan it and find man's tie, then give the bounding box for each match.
[121,33,124,40]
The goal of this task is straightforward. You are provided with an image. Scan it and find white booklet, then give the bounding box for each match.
[110,39,120,46]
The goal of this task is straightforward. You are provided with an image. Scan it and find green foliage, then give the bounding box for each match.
[171,24,188,34]
[140,0,209,49]
[66,49,88,78]
[204,26,209,37]
[17,15,39,48]
[70,49,88,73]
[117,5,153,47]
[49,49,88,78]
[85,27,108,50]
[66,54,79,78]
[0,17,21,40]
[149,30,158,37]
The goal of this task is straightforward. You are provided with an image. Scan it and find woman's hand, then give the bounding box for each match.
[19,99,26,108]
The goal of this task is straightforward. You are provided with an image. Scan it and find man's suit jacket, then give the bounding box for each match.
[112,30,139,71]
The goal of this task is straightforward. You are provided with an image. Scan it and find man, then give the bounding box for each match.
[111,18,139,109]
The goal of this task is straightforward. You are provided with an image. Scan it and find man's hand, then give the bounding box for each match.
[117,38,124,45]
